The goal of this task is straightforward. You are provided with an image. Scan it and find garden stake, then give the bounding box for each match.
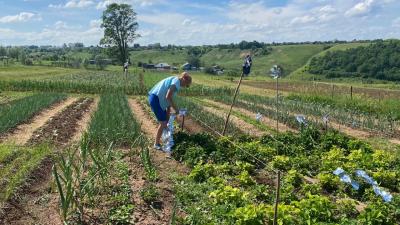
[181,114,185,131]
[273,171,281,225]
[276,75,279,133]
[350,86,353,100]
[222,72,244,136]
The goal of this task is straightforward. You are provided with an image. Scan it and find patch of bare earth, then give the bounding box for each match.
[204,99,295,133]
[27,98,94,146]
[70,97,99,143]
[1,98,77,146]
[0,98,97,225]
[198,100,265,137]
[0,157,62,225]
[128,98,188,224]
[175,115,205,134]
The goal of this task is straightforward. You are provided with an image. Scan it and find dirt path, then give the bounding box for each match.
[1,98,77,146]
[0,157,62,225]
[0,98,97,225]
[71,97,99,144]
[128,98,188,224]
[201,103,265,137]
[203,99,296,133]
[27,98,94,146]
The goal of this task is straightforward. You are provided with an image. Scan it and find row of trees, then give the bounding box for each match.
[308,40,400,81]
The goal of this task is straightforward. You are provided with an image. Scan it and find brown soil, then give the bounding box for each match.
[128,98,188,224]
[0,98,97,225]
[70,97,99,143]
[202,105,265,136]
[27,98,94,147]
[0,157,62,225]
[175,115,205,134]
[1,98,77,146]
[204,99,295,133]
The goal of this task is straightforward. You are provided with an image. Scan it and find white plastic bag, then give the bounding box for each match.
[162,114,176,153]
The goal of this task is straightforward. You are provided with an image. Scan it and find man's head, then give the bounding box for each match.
[180,72,192,87]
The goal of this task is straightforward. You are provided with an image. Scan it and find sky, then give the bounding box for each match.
[0,0,400,46]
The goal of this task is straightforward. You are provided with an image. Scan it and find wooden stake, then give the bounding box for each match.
[181,115,185,131]
[276,77,279,133]
[350,86,353,100]
[273,171,281,225]
[222,72,244,136]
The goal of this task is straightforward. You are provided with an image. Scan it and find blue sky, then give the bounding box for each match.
[0,0,400,46]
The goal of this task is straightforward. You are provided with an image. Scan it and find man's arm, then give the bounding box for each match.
[166,85,178,113]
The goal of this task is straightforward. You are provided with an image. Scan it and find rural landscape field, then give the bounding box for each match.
[1,0,400,225]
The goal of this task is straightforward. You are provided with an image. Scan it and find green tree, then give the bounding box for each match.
[100,3,140,64]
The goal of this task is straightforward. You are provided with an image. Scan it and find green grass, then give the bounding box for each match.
[0,93,66,134]
[0,91,34,105]
[0,64,87,80]
[0,144,52,203]
[88,93,141,147]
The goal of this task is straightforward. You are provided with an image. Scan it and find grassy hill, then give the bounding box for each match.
[130,44,327,76]
[287,42,371,80]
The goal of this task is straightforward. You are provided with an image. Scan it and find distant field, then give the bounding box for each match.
[130,44,327,76]
[0,65,86,80]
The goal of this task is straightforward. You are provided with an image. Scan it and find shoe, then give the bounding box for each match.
[153,144,162,150]
[165,151,173,159]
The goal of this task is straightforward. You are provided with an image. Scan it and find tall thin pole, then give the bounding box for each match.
[350,86,353,100]
[276,77,279,132]
[222,72,245,136]
[273,171,281,225]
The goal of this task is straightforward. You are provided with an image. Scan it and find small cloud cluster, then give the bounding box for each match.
[0,12,41,23]
[96,0,164,9]
[49,0,94,9]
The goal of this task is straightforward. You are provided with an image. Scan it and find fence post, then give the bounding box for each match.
[350,86,353,100]
[273,171,281,225]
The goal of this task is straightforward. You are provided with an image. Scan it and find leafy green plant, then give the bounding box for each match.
[140,147,158,182]
[233,204,267,225]
[140,184,160,204]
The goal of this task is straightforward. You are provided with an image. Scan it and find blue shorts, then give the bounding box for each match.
[148,94,167,122]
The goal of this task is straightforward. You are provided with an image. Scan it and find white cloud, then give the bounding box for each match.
[0,20,103,46]
[90,19,102,28]
[0,12,41,23]
[291,15,316,24]
[393,17,400,27]
[344,0,394,17]
[49,0,94,9]
[96,0,164,9]
[345,0,375,17]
